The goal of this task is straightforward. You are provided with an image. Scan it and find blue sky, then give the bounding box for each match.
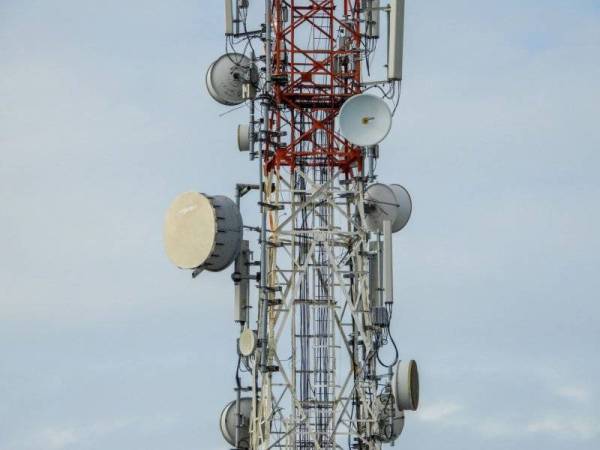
[1,1,599,449]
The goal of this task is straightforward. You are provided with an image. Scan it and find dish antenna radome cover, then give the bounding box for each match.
[164,192,242,272]
[206,53,257,106]
[237,123,250,151]
[392,360,419,411]
[338,94,392,147]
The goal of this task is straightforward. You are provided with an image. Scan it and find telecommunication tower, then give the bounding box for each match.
[164,1,420,450]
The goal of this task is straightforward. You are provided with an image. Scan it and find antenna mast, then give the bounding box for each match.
[164,1,419,450]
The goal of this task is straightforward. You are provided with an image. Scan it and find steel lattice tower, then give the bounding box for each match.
[163,2,418,450]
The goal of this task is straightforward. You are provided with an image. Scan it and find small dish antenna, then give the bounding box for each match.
[238,329,257,356]
[220,397,252,448]
[338,94,392,147]
[389,184,412,232]
[206,53,257,106]
[164,192,242,272]
[237,124,250,151]
[364,183,400,232]
[392,360,419,411]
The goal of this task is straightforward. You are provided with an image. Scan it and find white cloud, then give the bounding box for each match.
[37,428,79,450]
[556,386,590,403]
[527,417,600,440]
[475,418,516,438]
[416,401,463,422]
[11,414,180,450]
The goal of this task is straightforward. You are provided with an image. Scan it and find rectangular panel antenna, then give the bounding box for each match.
[383,220,394,303]
[366,0,381,38]
[387,0,405,80]
[225,0,234,35]
[368,241,381,307]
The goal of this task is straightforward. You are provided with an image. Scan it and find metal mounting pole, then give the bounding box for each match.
[258,0,272,372]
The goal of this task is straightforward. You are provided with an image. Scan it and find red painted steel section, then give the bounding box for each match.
[266,0,363,174]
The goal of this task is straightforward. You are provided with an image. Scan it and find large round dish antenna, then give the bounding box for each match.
[389,184,412,232]
[364,183,400,232]
[338,94,392,147]
[164,192,242,272]
[206,53,257,106]
[220,397,252,448]
[392,360,419,411]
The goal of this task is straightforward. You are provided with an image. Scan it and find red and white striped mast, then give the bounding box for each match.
[164,2,419,450]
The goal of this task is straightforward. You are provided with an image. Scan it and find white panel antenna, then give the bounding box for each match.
[388,0,405,81]
[368,241,381,306]
[383,219,394,304]
[338,94,392,147]
[365,0,381,38]
[224,0,234,35]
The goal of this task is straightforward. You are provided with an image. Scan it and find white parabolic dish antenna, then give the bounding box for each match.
[364,183,400,232]
[206,53,257,106]
[392,360,419,411]
[220,398,252,447]
[164,192,242,271]
[338,94,392,146]
[389,184,412,232]
[237,123,250,151]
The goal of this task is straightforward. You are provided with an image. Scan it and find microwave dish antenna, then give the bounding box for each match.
[338,94,392,147]
[206,53,257,106]
[220,397,252,448]
[364,183,400,232]
[163,192,242,271]
[393,360,420,411]
[389,184,412,232]
[237,124,250,151]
